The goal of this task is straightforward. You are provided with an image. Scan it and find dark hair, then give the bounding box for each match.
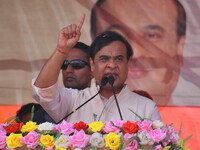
[89,31,133,61]
[16,103,41,122]
[90,0,186,41]
[73,42,90,60]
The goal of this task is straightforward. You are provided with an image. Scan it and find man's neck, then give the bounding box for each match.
[99,86,123,99]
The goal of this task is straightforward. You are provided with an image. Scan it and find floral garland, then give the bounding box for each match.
[0,116,191,150]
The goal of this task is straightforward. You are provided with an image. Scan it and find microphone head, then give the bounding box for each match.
[108,76,115,85]
[100,76,108,87]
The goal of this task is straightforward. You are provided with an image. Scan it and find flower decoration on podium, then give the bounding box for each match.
[0,108,191,150]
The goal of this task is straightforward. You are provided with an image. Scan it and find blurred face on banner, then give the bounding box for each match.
[90,0,186,105]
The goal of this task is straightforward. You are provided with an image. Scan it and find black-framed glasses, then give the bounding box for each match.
[61,59,90,70]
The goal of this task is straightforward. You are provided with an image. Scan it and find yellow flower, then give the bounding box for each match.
[39,134,55,148]
[21,121,38,133]
[89,121,105,132]
[6,133,24,149]
[104,132,121,150]
[55,147,67,150]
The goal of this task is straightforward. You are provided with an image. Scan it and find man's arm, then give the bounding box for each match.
[34,14,85,88]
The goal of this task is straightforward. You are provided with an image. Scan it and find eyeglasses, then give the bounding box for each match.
[61,59,90,70]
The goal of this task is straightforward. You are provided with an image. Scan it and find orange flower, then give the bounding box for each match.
[122,121,138,134]
[5,122,24,133]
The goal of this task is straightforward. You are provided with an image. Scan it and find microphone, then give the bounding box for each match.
[108,76,123,120]
[57,76,108,123]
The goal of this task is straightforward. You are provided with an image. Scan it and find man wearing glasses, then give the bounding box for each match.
[33,42,92,124]
[61,42,92,90]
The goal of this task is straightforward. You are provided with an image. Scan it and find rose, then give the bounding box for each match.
[104,132,121,150]
[148,128,166,143]
[138,120,153,131]
[155,144,162,150]
[123,133,138,150]
[122,121,138,134]
[153,120,164,129]
[89,121,104,132]
[55,147,67,150]
[137,130,154,145]
[54,120,74,135]
[38,122,54,131]
[69,130,90,148]
[103,119,123,134]
[55,135,70,148]
[45,147,54,150]
[89,132,105,148]
[20,130,39,149]
[39,134,54,148]
[0,135,7,149]
[6,133,24,149]
[74,121,88,131]
[5,122,23,133]
[21,121,38,133]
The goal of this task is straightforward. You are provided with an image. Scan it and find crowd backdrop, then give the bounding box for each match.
[0,0,199,149]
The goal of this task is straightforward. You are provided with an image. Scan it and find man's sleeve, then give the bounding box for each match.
[32,78,73,122]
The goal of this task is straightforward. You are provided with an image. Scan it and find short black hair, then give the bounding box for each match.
[90,0,186,41]
[73,42,90,60]
[16,103,41,122]
[89,31,133,61]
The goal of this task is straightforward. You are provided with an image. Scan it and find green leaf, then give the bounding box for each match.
[30,105,35,121]
[178,122,183,136]
[93,113,97,121]
[183,134,193,144]
[90,144,96,150]
[111,121,125,134]
[98,100,109,121]
[128,108,143,121]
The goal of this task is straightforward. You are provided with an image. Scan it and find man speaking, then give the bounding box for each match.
[32,14,161,123]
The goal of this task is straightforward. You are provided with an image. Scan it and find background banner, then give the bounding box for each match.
[0,0,199,149]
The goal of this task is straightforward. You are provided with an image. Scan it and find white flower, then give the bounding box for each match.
[74,148,82,150]
[89,132,105,148]
[137,130,154,145]
[172,132,180,145]
[152,120,164,129]
[55,135,70,148]
[38,122,54,131]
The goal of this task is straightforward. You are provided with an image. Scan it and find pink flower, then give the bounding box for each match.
[155,144,163,150]
[69,130,90,148]
[103,119,123,134]
[20,130,39,149]
[123,133,138,150]
[138,120,153,131]
[148,128,166,143]
[0,135,7,149]
[54,120,74,135]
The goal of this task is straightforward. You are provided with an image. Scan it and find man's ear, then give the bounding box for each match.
[177,35,185,67]
[90,58,94,72]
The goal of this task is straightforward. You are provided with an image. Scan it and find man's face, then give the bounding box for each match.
[94,0,185,105]
[62,48,91,90]
[90,41,128,92]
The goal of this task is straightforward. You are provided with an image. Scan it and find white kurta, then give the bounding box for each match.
[32,79,161,123]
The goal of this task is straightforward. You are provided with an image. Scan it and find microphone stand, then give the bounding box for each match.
[57,77,108,124]
[108,76,123,120]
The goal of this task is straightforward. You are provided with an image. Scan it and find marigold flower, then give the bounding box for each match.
[89,121,104,132]
[6,133,24,149]
[21,121,38,133]
[104,132,121,150]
